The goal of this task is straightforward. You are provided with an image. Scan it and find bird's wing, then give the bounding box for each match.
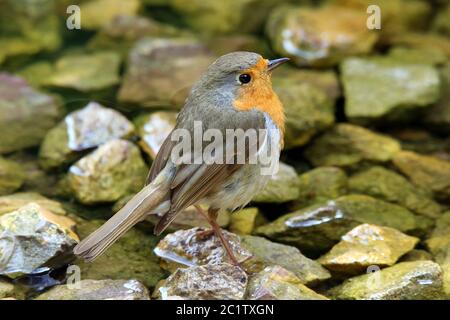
[150,107,267,235]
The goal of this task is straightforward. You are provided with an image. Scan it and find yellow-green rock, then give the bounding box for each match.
[0,157,25,196]
[318,224,419,274]
[424,63,450,133]
[400,249,433,263]
[426,211,450,256]
[0,192,65,216]
[229,208,266,235]
[432,3,450,37]
[79,0,141,30]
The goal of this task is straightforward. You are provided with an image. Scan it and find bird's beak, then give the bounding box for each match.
[267,57,290,71]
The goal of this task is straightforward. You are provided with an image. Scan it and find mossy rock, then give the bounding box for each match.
[0,157,25,196]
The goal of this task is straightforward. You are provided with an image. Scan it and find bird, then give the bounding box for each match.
[73,52,289,265]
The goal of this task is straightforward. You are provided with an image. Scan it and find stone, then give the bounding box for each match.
[255,195,431,254]
[400,249,433,263]
[432,3,450,37]
[388,32,450,58]
[156,263,247,300]
[0,280,15,299]
[229,208,266,235]
[0,192,66,216]
[35,279,150,300]
[17,61,54,88]
[387,47,448,66]
[252,162,299,203]
[348,166,442,218]
[75,219,167,289]
[0,73,62,154]
[434,244,450,298]
[293,167,348,210]
[0,158,25,196]
[426,212,450,256]
[154,227,253,272]
[205,35,270,57]
[272,69,339,148]
[39,102,135,170]
[67,139,147,204]
[341,57,440,124]
[318,224,419,274]
[240,235,331,286]
[118,38,215,109]
[392,151,450,201]
[247,266,328,300]
[304,124,401,167]
[44,52,121,92]
[328,261,444,300]
[266,4,378,67]
[168,0,280,34]
[79,0,141,30]
[134,111,177,159]
[424,63,450,134]
[0,203,78,279]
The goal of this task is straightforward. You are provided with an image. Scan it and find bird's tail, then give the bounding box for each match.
[73,169,172,262]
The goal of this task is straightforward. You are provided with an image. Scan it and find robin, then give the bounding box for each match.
[74,52,289,265]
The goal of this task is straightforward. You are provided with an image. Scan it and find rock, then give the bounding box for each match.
[0,203,78,279]
[79,0,141,30]
[247,266,328,300]
[134,111,177,159]
[252,162,299,203]
[229,208,266,235]
[35,279,150,300]
[424,63,450,133]
[67,139,147,204]
[255,195,431,254]
[388,32,450,59]
[0,0,61,63]
[392,151,450,202]
[318,224,419,275]
[167,0,279,34]
[293,167,348,210]
[0,157,25,195]
[426,212,450,256]
[348,166,441,218]
[75,219,167,289]
[328,261,444,300]
[154,227,253,272]
[0,73,62,154]
[434,244,450,298]
[432,3,450,37]
[39,102,135,170]
[266,5,378,67]
[272,69,339,148]
[44,52,121,92]
[205,35,270,57]
[341,57,440,124]
[118,38,215,109]
[0,280,15,299]
[400,249,433,263]
[387,47,448,66]
[0,192,65,216]
[304,124,401,167]
[240,235,331,286]
[17,61,54,88]
[156,263,247,300]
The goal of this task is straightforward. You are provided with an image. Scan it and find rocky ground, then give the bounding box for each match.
[0,0,450,300]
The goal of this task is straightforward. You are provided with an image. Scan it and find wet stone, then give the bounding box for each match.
[328,261,444,300]
[35,279,150,300]
[156,263,247,300]
[229,208,266,236]
[318,224,419,275]
[247,266,328,300]
[0,203,78,279]
[67,139,147,204]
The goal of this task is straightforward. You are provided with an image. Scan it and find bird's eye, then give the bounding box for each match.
[238,73,252,84]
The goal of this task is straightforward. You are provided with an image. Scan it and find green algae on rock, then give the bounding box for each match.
[79,0,141,30]
[0,73,62,154]
[67,139,147,204]
[328,261,444,300]
[118,38,215,109]
[0,157,25,196]
[304,124,401,167]
[272,69,339,148]
[318,224,419,275]
[426,212,450,256]
[0,203,78,279]
[255,195,431,254]
[156,263,247,300]
[266,5,378,67]
[240,235,331,286]
[0,192,66,216]
[43,52,121,92]
[341,57,440,124]
[229,208,266,235]
[134,111,177,159]
[35,279,150,300]
[247,266,328,300]
[252,162,299,203]
[294,167,348,210]
[392,151,450,201]
[348,166,441,218]
[39,102,135,170]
